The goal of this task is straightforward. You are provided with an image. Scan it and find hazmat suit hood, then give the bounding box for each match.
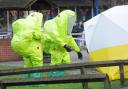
[54,10,76,36]
[12,12,43,34]
[27,12,43,30]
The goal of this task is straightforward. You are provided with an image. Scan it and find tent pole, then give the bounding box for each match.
[95,0,100,15]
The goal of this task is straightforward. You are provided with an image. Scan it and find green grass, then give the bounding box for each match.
[0,65,128,89]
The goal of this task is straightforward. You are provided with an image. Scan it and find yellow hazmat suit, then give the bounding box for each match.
[11,12,43,78]
[42,10,83,76]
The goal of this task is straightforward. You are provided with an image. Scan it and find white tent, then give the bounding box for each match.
[84,5,128,80]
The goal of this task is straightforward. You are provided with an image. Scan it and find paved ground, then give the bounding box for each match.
[0,49,89,66]
[111,87,127,89]
[114,87,128,89]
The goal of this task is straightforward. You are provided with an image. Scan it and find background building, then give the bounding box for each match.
[0,0,127,61]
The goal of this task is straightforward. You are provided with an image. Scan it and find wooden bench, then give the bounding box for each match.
[0,59,128,89]
[0,74,110,89]
[0,61,113,89]
[0,60,125,86]
[1,59,128,89]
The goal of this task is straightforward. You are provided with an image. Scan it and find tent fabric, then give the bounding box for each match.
[85,5,128,52]
[84,5,128,80]
[0,0,37,9]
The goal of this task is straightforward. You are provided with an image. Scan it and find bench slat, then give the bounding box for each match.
[0,60,126,76]
[1,74,107,86]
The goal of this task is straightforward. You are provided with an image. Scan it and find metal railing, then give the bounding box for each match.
[72,32,86,47]
[0,32,12,39]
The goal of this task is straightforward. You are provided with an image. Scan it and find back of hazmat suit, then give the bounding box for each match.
[11,12,43,78]
[42,10,83,76]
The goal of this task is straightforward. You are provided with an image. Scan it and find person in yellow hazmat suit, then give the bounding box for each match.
[42,10,83,77]
[11,12,43,79]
